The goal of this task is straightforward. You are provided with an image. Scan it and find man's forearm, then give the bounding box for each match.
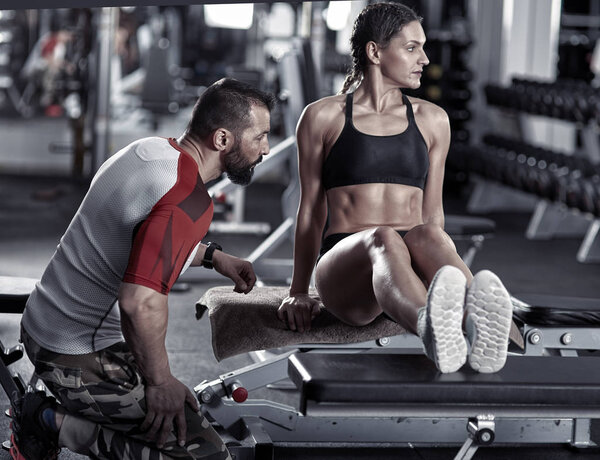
[120,299,171,386]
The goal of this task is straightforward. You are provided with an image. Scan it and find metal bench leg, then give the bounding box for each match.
[455,416,496,460]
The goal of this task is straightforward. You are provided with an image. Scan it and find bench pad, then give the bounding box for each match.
[289,353,600,409]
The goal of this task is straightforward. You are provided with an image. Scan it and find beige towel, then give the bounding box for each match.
[197,286,407,361]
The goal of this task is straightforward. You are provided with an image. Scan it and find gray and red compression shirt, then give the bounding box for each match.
[22,137,213,354]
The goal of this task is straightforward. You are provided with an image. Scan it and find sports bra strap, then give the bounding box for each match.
[345,92,353,120]
[402,93,416,125]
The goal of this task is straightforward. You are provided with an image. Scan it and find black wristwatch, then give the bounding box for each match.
[201,242,222,269]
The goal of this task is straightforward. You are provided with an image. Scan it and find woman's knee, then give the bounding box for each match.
[404,223,451,251]
[367,226,410,259]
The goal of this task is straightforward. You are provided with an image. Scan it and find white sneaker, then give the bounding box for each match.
[465,270,513,373]
[418,265,468,373]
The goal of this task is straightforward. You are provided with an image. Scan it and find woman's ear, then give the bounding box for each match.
[365,40,381,65]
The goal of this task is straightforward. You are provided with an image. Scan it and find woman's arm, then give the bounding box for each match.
[420,104,451,227]
[278,103,329,332]
[290,104,328,294]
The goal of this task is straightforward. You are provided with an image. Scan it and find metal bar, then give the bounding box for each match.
[247,217,295,264]
[521,325,600,353]
[260,415,576,444]
[305,403,600,419]
[216,349,297,393]
[572,418,594,447]
[241,416,274,458]
[91,7,116,172]
[577,219,600,263]
[454,437,478,460]
[0,354,22,409]
[526,200,591,240]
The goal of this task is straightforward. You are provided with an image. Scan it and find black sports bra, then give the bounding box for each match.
[321,92,429,191]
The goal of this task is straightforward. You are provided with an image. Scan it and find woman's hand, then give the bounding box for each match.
[277,293,321,332]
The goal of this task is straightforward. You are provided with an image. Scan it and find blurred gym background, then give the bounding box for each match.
[1,1,600,458]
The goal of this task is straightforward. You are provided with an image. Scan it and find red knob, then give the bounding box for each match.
[231,384,248,403]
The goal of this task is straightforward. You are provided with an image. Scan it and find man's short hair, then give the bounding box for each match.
[186,78,276,141]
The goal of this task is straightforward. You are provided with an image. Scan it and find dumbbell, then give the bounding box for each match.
[535,166,560,201]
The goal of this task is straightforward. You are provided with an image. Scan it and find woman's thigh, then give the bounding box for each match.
[315,230,384,326]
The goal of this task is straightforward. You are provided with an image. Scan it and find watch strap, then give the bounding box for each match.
[201,242,222,269]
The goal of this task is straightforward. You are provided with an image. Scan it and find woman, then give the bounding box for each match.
[277,2,513,374]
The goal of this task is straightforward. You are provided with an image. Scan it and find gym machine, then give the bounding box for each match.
[194,288,600,460]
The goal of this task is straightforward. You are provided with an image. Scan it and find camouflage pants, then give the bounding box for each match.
[21,328,230,460]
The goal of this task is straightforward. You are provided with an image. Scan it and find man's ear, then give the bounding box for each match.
[212,128,234,152]
[365,40,381,65]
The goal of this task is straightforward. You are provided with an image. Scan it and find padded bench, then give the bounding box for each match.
[284,353,600,459]
[198,352,600,459]
[289,353,600,414]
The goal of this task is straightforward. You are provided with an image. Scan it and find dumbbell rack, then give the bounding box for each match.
[467,78,600,263]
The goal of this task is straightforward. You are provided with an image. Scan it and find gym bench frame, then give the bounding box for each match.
[195,293,600,459]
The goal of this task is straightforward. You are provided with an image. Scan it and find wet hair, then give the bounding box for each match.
[340,2,422,94]
[187,78,276,142]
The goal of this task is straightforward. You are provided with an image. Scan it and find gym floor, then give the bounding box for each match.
[1,166,600,458]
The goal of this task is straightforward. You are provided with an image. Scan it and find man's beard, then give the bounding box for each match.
[224,144,262,186]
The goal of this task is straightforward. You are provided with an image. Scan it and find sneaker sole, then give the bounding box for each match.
[426,266,468,373]
[466,270,513,373]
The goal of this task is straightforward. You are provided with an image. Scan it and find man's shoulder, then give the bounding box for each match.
[129,137,180,162]
[93,137,182,193]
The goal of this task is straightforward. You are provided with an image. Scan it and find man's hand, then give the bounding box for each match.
[277,293,321,333]
[212,251,256,294]
[141,374,199,449]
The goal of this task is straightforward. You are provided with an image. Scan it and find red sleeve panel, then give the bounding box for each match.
[123,153,213,294]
